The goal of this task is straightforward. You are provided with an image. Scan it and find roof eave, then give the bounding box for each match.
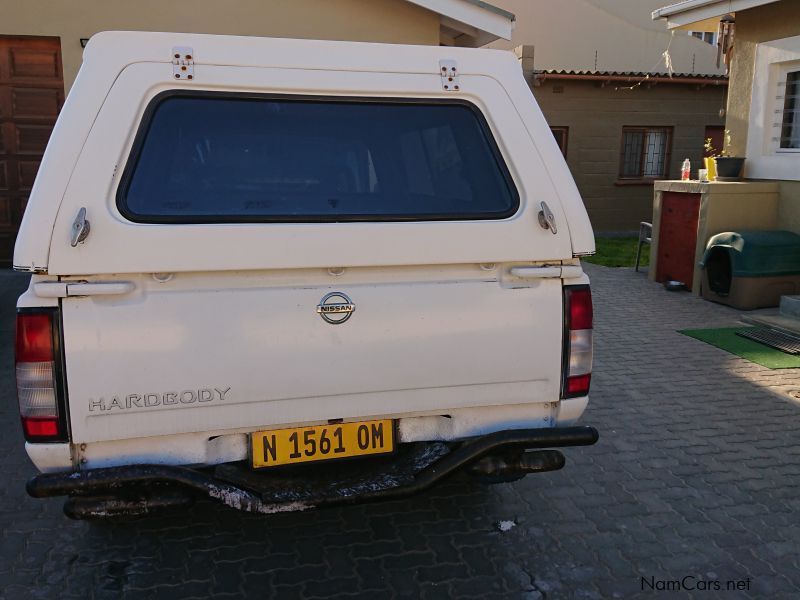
[534,71,729,86]
[406,0,515,46]
[651,0,779,30]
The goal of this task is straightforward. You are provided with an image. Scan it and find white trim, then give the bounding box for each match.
[745,35,800,180]
[651,0,779,29]
[406,0,514,45]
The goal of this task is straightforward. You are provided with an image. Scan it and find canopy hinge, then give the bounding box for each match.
[172,46,194,80]
[439,60,460,91]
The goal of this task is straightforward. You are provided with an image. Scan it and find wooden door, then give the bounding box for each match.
[0,36,64,266]
[656,192,700,289]
[704,125,725,157]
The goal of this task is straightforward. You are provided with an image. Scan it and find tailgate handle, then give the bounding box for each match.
[67,282,136,296]
[510,266,584,280]
[33,281,136,298]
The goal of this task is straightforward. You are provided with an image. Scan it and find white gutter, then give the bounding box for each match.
[652,0,779,29]
[407,0,514,44]
[652,0,726,20]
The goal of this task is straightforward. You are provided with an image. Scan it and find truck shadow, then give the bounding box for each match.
[82,472,527,595]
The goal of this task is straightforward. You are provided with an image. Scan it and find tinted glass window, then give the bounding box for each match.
[119,94,518,222]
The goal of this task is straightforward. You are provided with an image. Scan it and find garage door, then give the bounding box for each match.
[0,36,64,266]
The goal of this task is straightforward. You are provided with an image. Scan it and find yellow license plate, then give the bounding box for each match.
[250,419,395,468]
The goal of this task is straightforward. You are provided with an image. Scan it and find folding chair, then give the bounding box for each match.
[635,221,652,272]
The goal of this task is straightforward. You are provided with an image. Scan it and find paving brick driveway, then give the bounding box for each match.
[1,264,799,599]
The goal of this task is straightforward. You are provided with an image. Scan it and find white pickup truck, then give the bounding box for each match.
[14,32,598,519]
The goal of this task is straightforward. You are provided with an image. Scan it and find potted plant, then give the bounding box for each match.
[704,132,745,181]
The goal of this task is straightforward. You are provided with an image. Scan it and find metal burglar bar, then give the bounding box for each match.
[643,130,666,177]
[621,130,644,176]
[781,71,800,149]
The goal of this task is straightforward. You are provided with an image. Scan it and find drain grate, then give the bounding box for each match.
[736,327,800,355]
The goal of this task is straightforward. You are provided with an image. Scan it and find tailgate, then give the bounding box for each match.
[63,269,563,443]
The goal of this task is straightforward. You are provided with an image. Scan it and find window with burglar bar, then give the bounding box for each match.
[550,126,568,158]
[780,70,800,150]
[619,127,672,180]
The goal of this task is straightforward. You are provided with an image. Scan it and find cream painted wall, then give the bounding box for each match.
[0,0,441,90]
[778,182,800,232]
[486,0,725,75]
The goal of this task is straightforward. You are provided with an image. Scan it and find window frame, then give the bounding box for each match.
[115,90,521,224]
[617,126,673,183]
[550,126,569,158]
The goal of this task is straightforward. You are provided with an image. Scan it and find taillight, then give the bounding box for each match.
[562,286,593,398]
[15,310,67,442]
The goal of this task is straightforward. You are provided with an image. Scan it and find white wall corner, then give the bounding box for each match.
[745,35,800,181]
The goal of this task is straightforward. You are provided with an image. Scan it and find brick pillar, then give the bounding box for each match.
[514,45,535,84]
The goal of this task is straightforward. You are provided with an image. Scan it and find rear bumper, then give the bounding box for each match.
[25,399,589,472]
[28,425,598,519]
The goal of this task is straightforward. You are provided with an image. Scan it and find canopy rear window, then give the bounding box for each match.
[118,93,518,223]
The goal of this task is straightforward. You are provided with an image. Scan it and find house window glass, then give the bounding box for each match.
[780,70,800,149]
[550,127,568,158]
[619,127,672,179]
[690,31,716,45]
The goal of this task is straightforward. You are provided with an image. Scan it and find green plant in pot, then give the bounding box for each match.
[704,132,745,181]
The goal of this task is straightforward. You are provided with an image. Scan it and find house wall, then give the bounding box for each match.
[725,0,800,234]
[531,77,726,232]
[778,182,800,231]
[487,0,724,76]
[0,0,441,91]
[725,0,800,156]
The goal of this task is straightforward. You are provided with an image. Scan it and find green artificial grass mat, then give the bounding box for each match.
[582,237,649,268]
[679,327,800,369]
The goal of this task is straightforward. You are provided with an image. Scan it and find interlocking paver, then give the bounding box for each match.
[2,264,800,599]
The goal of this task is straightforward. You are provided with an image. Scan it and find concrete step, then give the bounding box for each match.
[779,295,800,318]
[742,313,800,337]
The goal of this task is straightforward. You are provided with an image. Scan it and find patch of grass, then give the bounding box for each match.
[582,236,649,268]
